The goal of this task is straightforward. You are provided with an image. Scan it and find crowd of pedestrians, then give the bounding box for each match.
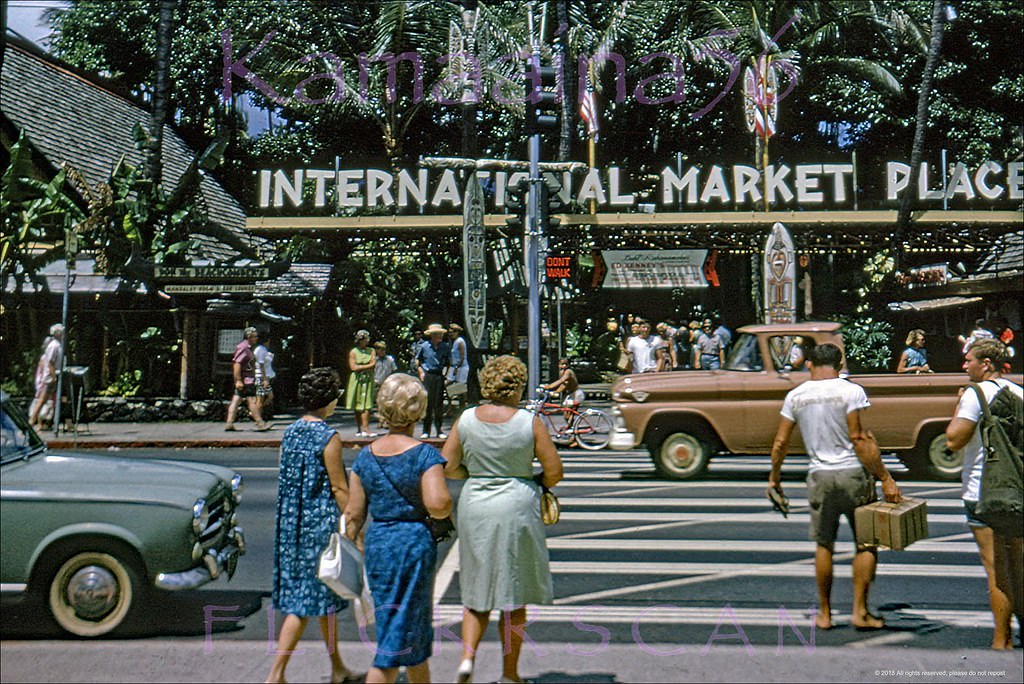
[267,357,563,683]
[611,312,734,374]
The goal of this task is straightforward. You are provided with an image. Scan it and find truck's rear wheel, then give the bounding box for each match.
[910,429,962,481]
[651,432,710,480]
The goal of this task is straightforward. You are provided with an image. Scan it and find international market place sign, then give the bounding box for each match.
[257,161,1023,211]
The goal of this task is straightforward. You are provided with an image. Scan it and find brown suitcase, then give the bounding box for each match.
[854,498,929,551]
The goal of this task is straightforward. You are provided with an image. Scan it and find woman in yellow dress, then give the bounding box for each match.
[346,329,377,437]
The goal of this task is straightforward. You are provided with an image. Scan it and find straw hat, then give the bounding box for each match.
[425,323,446,335]
[448,323,464,333]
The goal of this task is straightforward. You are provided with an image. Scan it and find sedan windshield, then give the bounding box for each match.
[1,400,46,464]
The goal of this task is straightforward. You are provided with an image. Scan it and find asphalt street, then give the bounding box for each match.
[2,446,1022,683]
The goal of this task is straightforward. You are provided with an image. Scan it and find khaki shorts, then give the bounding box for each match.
[806,467,876,549]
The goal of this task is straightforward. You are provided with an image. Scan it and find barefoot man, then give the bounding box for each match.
[767,343,901,630]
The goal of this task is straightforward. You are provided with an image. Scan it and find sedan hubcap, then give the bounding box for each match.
[65,565,118,619]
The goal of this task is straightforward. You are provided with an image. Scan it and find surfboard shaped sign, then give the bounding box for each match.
[463,175,487,348]
[763,221,796,324]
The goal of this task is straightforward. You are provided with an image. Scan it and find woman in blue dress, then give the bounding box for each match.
[897,329,932,373]
[267,367,361,684]
[345,373,452,684]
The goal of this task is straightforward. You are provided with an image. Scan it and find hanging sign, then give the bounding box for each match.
[601,250,709,289]
[462,174,487,348]
[763,222,796,324]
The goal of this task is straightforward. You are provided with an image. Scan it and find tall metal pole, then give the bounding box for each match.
[54,229,72,436]
[526,48,542,396]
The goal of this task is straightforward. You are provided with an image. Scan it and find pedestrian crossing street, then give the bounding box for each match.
[433,449,997,646]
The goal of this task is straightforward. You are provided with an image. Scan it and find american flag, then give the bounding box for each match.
[580,78,599,140]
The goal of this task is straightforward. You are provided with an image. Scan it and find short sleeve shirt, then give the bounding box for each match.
[233,340,256,384]
[780,377,870,471]
[627,336,656,373]
[416,340,451,373]
[955,378,1024,501]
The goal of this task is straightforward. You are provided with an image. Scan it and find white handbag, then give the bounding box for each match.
[317,517,364,599]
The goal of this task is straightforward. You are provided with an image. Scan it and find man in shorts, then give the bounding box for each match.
[946,339,1023,649]
[768,343,901,630]
[225,327,269,431]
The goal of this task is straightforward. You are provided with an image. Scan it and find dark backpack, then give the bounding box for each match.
[971,382,1024,538]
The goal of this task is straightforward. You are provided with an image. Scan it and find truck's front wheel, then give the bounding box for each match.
[652,432,710,480]
[910,428,962,481]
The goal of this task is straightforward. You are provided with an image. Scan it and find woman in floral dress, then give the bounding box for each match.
[266,367,361,684]
[345,373,452,683]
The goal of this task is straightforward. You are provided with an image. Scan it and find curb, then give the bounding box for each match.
[46,437,451,450]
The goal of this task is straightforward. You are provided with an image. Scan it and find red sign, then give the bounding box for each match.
[546,255,573,280]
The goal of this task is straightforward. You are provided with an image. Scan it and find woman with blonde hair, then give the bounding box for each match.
[442,355,563,684]
[345,374,452,683]
[897,329,932,374]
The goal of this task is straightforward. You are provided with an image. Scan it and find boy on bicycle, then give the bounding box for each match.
[544,358,586,422]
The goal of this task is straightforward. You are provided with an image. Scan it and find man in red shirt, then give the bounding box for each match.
[225,327,269,431]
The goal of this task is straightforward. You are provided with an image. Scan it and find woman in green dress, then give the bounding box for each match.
[346,329,377,437]
[442,355,563,684]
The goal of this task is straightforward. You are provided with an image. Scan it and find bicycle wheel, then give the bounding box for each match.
[573,410,612,450]
[543,411,573,445]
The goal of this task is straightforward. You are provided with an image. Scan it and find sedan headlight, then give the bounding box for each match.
[192,498,210,535]
[231,474,244,504]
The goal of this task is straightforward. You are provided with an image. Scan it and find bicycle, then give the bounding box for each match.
[525,388,613,451]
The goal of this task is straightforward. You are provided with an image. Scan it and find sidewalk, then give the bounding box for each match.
[44,385,613,450]
[44,410,447,450]
[1,639,1021,683]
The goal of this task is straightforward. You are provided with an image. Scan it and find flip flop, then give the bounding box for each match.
[767,488,790,518]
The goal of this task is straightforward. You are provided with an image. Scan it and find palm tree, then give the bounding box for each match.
[895,0,946,267]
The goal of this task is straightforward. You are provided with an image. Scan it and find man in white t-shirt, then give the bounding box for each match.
[945,339,1023,650]
[626,321,657,373]
[768,343,901,631]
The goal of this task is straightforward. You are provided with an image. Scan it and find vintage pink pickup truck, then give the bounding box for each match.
[608,322,1022,481]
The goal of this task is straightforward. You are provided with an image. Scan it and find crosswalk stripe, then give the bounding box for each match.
[558,496,965,509]
[545,538,977,553]
[430,604,993,628]
[556,511,969,524]
[546,561,986,578]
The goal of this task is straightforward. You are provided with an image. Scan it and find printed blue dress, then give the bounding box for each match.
[353,442,445,668]
[272,418,348,616]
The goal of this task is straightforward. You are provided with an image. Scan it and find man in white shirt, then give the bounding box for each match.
[29,323,63,431]
[768,343,901,631]
[945,339,1023,650]
[626,320,657,373]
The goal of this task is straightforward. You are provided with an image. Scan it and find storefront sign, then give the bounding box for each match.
[257,161,1023,211]
[163,283,256,294]
[601,250,709,289]
[154,264,286,282]
[763,222,796,324]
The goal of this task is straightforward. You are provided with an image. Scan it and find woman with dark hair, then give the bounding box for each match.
[266,367,361,684]
[347,329,378,437]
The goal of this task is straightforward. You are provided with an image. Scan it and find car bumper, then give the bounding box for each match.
[154,527,246,591]
[609,430,637,451]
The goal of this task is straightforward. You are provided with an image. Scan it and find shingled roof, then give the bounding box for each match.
[0,38,269,262]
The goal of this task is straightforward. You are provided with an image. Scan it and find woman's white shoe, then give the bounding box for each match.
[456,658,474,683]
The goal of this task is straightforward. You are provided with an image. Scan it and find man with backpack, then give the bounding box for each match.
[946,338,1023,650]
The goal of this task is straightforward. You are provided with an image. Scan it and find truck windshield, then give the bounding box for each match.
[725,334,763,371]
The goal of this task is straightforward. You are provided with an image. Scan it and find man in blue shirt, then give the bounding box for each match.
[415,323,451,438]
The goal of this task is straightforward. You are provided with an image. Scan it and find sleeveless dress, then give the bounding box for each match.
[903,346,928,370]
[455,407,553,611]
[346,347,375,411]
[272,419,348,616]
[352,442,445,668]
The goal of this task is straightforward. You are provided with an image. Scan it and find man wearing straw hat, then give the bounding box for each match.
[414,323,451,439]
